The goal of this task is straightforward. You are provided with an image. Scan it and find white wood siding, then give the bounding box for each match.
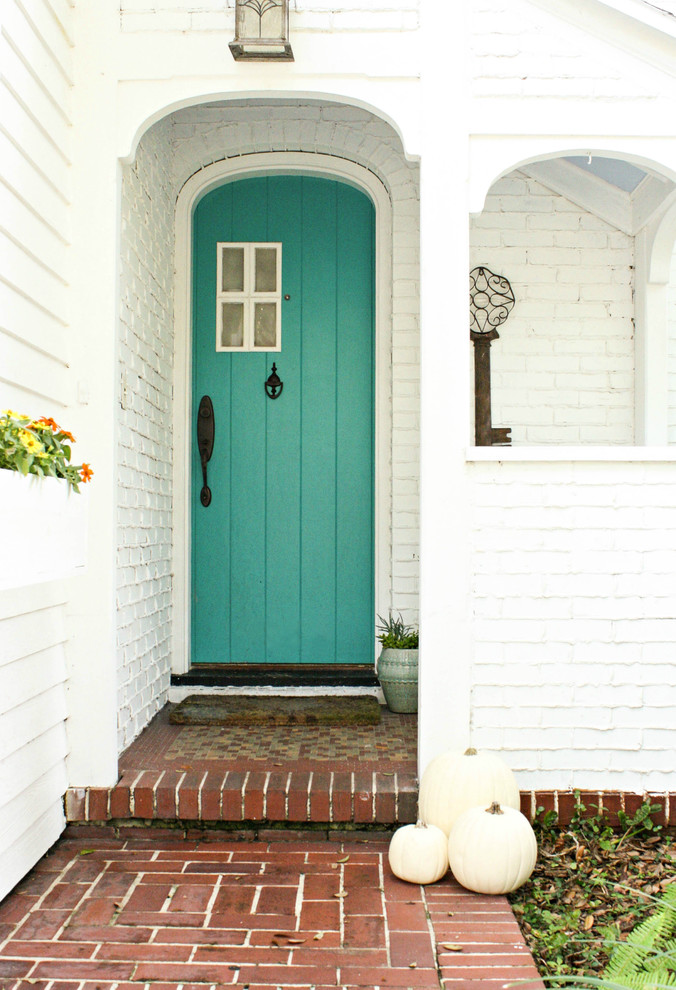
[0,584,70,901]
[0,0,74,901]
[0,0,73,411]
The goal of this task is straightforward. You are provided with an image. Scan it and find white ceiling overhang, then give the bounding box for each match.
[528,0,676,81]
[521,158,676,234]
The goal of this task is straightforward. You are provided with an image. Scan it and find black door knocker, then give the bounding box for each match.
[264,362,283,400]
[196,394,215,506]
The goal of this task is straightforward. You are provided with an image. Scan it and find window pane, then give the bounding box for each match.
[221,303,244,347]
[255,247,277,292]
[221,247,244,292]
[254,303,277,348]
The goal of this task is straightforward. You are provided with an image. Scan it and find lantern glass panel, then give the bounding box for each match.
[239,1,284,40]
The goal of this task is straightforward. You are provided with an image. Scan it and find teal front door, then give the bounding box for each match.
[191,175,375,665]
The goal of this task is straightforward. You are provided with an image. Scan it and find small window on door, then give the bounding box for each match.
[216,243,282,352]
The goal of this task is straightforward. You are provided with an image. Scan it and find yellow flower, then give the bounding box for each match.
[18,430,43,454]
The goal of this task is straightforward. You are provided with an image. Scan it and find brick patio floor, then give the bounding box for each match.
[0,830,544,990]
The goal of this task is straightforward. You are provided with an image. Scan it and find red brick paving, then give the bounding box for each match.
[0,832,544,990]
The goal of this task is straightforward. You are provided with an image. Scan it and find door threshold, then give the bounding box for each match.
[171,664,379,689]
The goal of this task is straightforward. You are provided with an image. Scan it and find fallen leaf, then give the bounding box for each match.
[314,932,324,941]
[440,943,463,952]
[584,914,595,930]
[447,911,454,917]
[79,849,95,856]
[285,938,306,944]
[334,890,348,898]
[337,855,350,863]
[409,962,417,968]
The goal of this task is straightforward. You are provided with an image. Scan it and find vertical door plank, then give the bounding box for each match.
[264,175,302,662]
[229,179,269,662]
[299,178,338,661]
[192,184,233,662]
[336,184,375,662]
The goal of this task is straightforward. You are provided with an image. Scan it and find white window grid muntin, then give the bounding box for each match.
[216,242,282,352]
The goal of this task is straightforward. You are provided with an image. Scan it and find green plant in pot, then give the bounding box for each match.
[376,612,419,713]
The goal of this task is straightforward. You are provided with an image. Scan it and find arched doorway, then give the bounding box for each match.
[190,173,375,668]
[172,150,396,678]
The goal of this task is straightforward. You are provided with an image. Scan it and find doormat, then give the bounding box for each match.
[169,694,382,727]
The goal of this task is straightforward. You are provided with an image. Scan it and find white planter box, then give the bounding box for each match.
[0,470,88,589]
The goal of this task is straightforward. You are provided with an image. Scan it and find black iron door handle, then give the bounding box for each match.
[197,395,214,506]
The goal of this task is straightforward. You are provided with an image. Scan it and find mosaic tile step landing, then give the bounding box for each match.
[120,705,417,774]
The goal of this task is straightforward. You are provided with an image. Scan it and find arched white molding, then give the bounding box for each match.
[119,89,419,166]
[472,145,676,446]
[469,141,676,216]
[647,190,676,283]
[172,152,394,674]
[634,192,676,443]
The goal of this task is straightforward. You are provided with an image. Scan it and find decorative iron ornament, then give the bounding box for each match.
[469,266,514,447]
[230,0,294,61]
[264,362,283,399]
[469,266,515,335]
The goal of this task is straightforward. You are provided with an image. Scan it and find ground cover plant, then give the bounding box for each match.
[509,795,676,981]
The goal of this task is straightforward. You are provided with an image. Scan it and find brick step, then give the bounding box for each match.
[65,769,418,826]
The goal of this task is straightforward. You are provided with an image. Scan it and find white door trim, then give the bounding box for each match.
[172,152,393,674]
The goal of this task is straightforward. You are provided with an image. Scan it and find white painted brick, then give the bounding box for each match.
[470,458,676,793]
[121,11,191,30]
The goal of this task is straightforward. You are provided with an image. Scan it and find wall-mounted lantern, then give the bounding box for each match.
[469,266,514,446]
[229,0,294,61]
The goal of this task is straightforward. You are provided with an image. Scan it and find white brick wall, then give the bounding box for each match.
[469,459,676,793]
[118,118,175,752]
[117,101,420,751]
[119,0,419,33]
[470,172,635,445]
[470,0,661,104]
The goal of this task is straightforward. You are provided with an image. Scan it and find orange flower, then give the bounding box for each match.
[80,463,93,483]
[36,416,75,442]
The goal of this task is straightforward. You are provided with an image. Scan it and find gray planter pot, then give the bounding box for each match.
[377,647,419,713]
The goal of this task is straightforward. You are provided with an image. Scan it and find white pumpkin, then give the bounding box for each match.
[388,820,449,885]
[448,802,537,895]
[418,747,520,836]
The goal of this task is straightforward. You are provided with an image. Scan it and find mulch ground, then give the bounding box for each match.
[510,825,676,979]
